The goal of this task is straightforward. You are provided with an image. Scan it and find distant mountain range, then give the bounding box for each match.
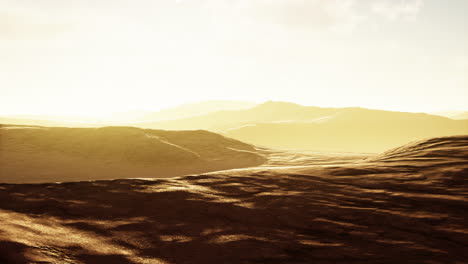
[136,101,468,153]
[137,100,256,122]
[0,100,255,126]
[1,101,467,153]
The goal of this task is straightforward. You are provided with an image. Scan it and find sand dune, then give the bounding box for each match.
[137,101,468,153]
[0,135,467,263]
[0,125,265,183]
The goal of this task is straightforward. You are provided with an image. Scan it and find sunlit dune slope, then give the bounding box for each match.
[0,136,467,263]
[137,101,468,153]
[0,125,265,183]
[369,135,468,162]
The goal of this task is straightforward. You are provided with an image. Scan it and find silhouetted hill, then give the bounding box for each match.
[0,125,264,183]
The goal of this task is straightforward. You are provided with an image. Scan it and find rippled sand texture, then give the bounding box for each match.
[0,136,467,263]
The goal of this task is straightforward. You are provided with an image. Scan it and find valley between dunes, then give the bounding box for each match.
[0,124,467,263]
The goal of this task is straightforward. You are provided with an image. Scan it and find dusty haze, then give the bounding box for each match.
[1,1,467,263]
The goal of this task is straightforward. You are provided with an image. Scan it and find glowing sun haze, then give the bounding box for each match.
[1,0,467,118]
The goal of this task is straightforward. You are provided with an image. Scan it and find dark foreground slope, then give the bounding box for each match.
[0,125,264,183]
[0,136,467,264]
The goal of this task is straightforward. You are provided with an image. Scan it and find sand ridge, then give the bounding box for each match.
[0,125,265,183]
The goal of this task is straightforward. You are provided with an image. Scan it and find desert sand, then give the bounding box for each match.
[0,125,264,183]
[2,0,466,262]
[0,131,467,263]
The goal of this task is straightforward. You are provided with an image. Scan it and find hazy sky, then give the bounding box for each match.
[1,0,467,117]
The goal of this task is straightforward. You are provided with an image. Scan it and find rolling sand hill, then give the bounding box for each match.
[0,125,265,183]
[137,101,468,153]
[0,135,467,263]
